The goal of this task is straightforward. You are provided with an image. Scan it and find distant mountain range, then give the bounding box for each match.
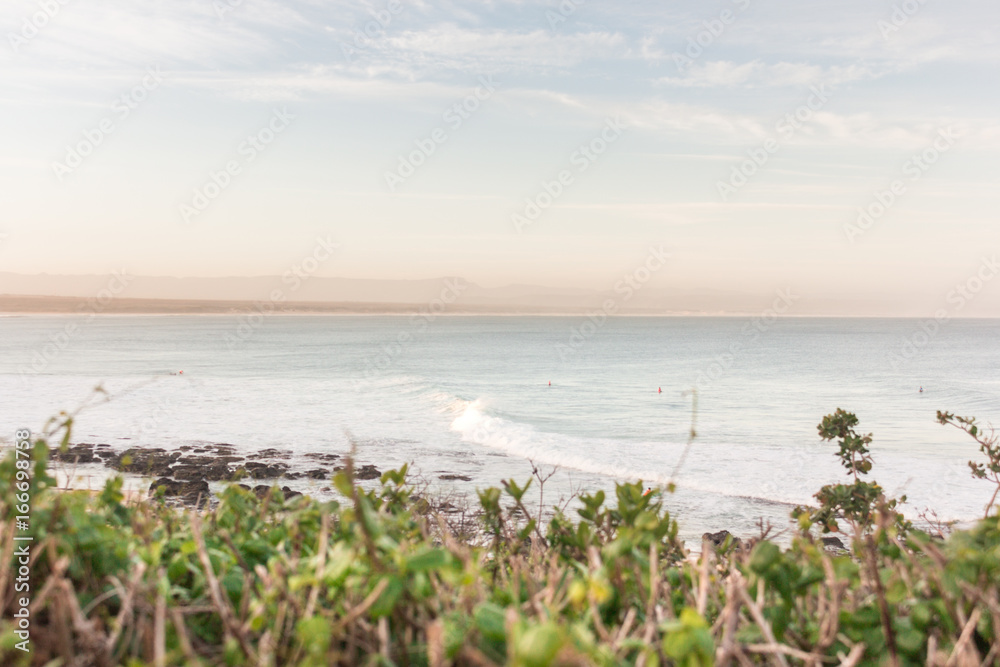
[0,272,995,317]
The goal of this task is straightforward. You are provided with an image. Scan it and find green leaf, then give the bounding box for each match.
[406,548,450,573]
[516,622,564,667]
[333,470,354,497]
[662,608,714,667]
[443,611,472,659]
[370,576,405,618]
[296,616,332,656]
[474,603,507,642]
[749,541,780,574]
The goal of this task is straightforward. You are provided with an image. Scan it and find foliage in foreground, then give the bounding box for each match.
[0,410,998,666]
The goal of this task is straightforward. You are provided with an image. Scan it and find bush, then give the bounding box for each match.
[0,410,997,665]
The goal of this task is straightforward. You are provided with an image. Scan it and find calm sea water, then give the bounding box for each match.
[1,315,998,542]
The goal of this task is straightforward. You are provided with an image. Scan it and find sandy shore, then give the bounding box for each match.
[0,294,722,316]
[0,294,458,315]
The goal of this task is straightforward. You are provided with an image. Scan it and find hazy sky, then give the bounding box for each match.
[1,0,998,306]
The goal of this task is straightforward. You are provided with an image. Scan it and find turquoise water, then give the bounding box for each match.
[1,314,998,541]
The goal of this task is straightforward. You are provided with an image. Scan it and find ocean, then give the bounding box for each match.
[1,314,998,542]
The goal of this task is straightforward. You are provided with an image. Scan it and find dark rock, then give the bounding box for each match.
[170,466,202,481]
[249,448,291,460]
[248,485,300,501]
[355,465,381,481]
[703,530,742,549]
[149,477,209,507]
[238,461,289,480]
[820,536,850,555]
[177,455,244,467]
[413,497,432,514]
[518,536,533,556]
[248,485,301,501]
[52,444,98,464]
[174,456,210,466]
[172,463,234,482]
[283,472,304,480]
[111,448,181,476]
[304,469,330,480]
[180,446,193,451]
[438,474,473,482]
[304,453,340,463]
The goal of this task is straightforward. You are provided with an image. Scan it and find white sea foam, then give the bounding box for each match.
[448,397,819,507]
[450,398,665,481]
[1,314,996,536]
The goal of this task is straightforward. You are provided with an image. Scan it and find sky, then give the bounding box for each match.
[1,0,999,311]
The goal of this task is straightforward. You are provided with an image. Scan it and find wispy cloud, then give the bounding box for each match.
[3,0,999,292]
[366,25,627,73]
[1,0,302,69]
[657,60,882,89]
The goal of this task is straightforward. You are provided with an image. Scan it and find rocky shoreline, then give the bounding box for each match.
[701,529,850,556]
[51,442,380,508]
[51,443,856,554]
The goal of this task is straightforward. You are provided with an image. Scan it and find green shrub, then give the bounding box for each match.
[0,409,998,665]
